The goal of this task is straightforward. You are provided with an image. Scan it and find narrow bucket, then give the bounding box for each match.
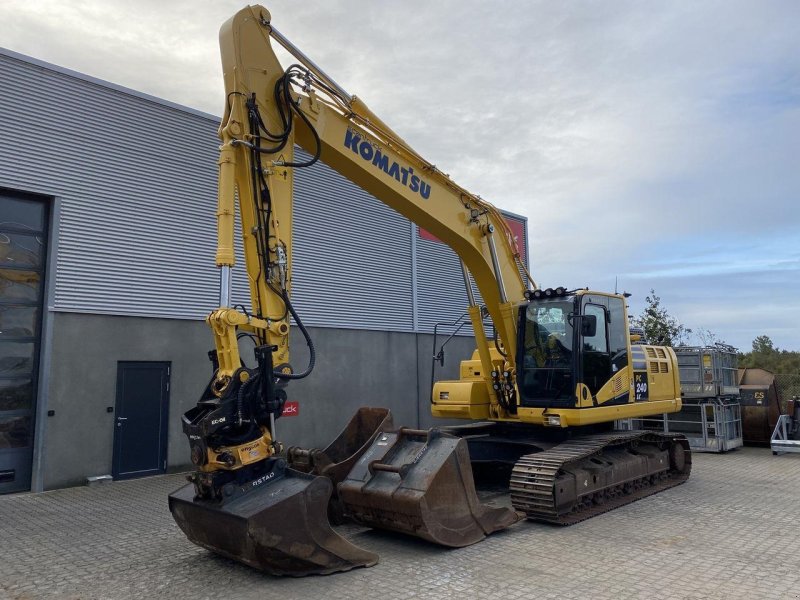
[169,459,378,576]
[338,428,519,547]
[286,407,394,524]
[287,407,394,484]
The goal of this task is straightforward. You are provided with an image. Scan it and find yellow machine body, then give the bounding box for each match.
[170,5,692,577]
[434,291,681,427]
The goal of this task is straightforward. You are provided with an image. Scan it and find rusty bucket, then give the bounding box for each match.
[286,407,394,524]
[287,407,394,483]
[169,459,378,576]
[338,428,519,547]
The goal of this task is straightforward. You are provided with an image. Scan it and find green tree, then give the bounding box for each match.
[739,335,800,373]
[632,289,691,347]
[752,335,775,354]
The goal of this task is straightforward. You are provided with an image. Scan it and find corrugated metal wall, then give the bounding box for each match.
[416,233,475,333]
[0,49,222,319]
[291,150,414,331]
[0,49,526,335]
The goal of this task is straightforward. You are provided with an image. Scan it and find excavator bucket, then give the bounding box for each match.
[287,407,394,483]
[169,460,378,577]
[286,407,394,523]
[338,428,520,547]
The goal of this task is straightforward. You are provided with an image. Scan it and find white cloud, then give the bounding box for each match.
[1,0,798,349]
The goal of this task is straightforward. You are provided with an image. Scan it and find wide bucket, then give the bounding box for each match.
[338,428,520,547]
[169,460,378,576]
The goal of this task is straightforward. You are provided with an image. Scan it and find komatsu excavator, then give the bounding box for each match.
[168,5,692,577]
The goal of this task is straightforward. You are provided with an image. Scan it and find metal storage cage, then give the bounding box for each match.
[618,399,743,452]
[618,345,744,453]
[771,396,800,455]
[676,345,739,399]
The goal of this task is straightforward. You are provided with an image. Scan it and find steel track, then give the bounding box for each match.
[509,431,692,525]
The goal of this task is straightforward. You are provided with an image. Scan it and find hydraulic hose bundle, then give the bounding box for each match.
[233,66,324,382]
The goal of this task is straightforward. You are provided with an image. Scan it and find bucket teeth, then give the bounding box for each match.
[339,428,520,547]
[169,462,377,576]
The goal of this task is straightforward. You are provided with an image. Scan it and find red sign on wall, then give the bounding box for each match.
[418,217,527,262]
[504,218,527,260]
[418,226,443,244]
[281,401,299,417]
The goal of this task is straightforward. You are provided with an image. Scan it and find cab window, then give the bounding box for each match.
[582,304,608,352]
[607,297,628,370]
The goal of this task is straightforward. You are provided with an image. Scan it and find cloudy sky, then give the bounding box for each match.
[2,1,798,350]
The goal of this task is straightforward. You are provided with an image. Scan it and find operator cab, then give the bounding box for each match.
[517,289,628,408]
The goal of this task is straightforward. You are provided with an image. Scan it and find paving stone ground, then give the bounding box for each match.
[1,447,799,600]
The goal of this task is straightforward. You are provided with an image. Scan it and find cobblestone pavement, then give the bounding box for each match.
[1,447,799,600]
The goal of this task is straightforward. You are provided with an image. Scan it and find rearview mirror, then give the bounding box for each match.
[435,349,445,367]
[581,314,597,337]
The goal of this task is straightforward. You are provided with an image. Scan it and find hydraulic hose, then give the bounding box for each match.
[275,290,315,380]
[236,374,258,426]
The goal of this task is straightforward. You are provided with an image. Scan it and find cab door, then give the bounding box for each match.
[580,302,611,395]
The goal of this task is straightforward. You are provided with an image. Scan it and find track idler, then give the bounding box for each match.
[339,427,520,547]
[169,458,377,576]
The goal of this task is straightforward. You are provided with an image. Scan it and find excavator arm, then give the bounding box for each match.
[211,5,533,419]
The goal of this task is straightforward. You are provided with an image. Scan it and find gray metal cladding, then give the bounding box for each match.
[415,233,475,334]
[413,216,527,336]
[0,49,526,335]
[290,149,414,331]
[0,50,222,320]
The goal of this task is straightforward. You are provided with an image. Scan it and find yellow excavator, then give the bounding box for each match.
[168,5,691,577]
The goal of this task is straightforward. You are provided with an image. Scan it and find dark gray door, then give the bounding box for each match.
[112,362,170,480]
[0,190,48,494]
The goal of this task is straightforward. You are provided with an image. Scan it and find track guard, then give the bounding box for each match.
[339,428,520,547]
[169,459,378,576]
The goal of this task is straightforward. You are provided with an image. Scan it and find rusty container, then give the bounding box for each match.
[338,427,519,547]
[738,368,782,445]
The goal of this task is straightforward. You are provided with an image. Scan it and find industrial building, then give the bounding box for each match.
[0,48,528,494]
